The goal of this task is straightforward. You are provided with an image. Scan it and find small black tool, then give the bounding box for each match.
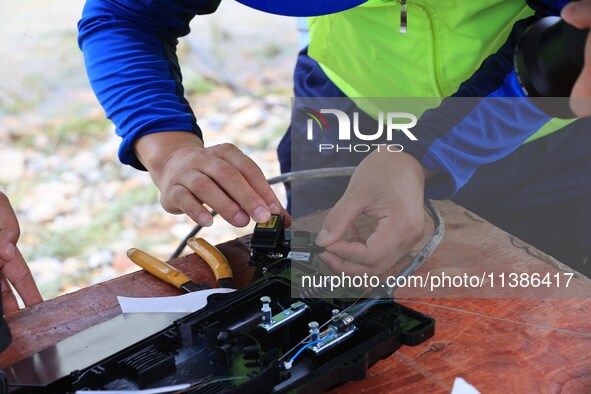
[515,16,588,118]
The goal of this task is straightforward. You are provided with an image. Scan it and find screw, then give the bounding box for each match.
[261,296,272,324]
[308,321,320,341]
[332,309,340,319]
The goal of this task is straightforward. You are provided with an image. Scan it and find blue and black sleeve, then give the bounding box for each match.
[394,0,569,199]
[78,0,220,169]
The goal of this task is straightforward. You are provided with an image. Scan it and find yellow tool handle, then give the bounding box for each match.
[127,248,192,289]
[187,237,233,282]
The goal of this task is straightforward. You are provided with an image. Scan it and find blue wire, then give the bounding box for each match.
[288,330,335,364]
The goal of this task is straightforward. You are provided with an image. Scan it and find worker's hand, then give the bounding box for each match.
[315,151,427,276]
[0,192,43,313]
[134,132,290,227]
[562,0,591,117]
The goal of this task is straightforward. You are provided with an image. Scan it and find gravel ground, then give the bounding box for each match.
[0,0,298,300]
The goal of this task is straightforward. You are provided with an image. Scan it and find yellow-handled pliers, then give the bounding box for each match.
[127,237,234,292]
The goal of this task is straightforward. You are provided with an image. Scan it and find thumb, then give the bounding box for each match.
[0,243,16,262]
[571,75,591,117]
[561,1,591,29]
[315,191,366,247]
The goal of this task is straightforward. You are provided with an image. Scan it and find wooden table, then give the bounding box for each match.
[2,201,590,393]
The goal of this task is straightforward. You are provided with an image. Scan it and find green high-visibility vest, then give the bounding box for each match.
[307,0,570,142]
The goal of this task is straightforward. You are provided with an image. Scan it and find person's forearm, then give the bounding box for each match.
[78,0,217,168]
[134,131,204,178]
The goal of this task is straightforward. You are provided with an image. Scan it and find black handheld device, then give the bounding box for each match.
[515,16,588,118]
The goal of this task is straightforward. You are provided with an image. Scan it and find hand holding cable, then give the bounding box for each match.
[315,151,428,276]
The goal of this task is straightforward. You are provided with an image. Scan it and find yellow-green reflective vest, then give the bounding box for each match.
[307,0,571,142]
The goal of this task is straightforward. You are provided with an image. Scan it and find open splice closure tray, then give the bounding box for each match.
[9,216,435,393]
[10,276,434,393]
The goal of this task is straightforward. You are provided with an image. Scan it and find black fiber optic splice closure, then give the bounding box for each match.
[8,215,434,393]
[12,277,434,393]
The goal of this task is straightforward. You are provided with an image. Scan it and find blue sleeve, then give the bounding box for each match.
[78,0,220,169]
[393,0,569,199]
[526,0,571,16]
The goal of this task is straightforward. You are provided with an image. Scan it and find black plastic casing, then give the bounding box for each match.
[514,16,588,118]
[14,275,434,393]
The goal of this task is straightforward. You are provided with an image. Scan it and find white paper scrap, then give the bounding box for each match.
[117,288,235,314]
[450,377,480,394]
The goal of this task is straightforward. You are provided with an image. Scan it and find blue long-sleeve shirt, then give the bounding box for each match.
[78,0,571,195]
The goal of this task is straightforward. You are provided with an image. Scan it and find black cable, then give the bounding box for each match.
[168,211,217,260]
[329,200,444,320]
[394,200,444,285]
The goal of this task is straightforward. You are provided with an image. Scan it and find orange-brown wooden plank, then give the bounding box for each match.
[0,240,254,368]
[331,297,591,393]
